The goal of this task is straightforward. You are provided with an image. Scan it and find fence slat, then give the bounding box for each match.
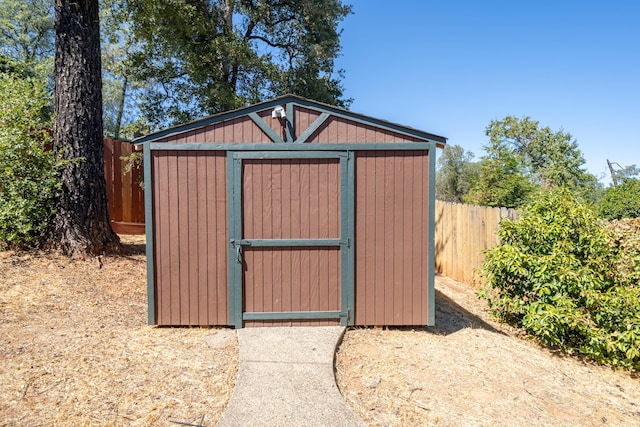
[434,201,519,287]
[104,138,146,234]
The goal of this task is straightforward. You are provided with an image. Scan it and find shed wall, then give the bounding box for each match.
[151,150,228,325]
[354,150,431,325]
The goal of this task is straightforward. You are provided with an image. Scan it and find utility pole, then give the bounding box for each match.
[607,159,619,186]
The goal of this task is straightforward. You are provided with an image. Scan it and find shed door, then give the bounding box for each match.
[228,151,354,328]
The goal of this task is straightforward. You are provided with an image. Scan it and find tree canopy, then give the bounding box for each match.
[597,178,640,220]
[0,0,53,64]
[126,0,352,128]
[435,144,478,203]
[466,116,601,208]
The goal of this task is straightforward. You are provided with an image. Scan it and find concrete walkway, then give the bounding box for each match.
[217,326,366,427]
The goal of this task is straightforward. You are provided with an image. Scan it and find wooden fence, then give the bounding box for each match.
[104,138,145,234]
[434,201,519,287]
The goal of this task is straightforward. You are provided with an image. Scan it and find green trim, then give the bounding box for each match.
[295,112,330,143]
[143,143,156,325]
[243,311,342,321]
[248,112,284,143]
[427,142,436,326]
[228,153,244,328]
[238,239,342,247]
[285,102,294,142]
[148,142,433,151]
[345,151,356,325]
[339,154,349,327]
[233,150,347,160]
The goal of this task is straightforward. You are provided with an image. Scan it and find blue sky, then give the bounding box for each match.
[335,1,640,185]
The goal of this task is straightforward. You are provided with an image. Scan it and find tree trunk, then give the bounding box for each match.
[48,0,120,256]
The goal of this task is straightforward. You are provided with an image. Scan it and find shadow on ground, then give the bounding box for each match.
[122,241,146,256]
[427,289,502,336]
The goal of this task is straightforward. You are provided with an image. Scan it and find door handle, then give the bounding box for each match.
[236,244,243,264]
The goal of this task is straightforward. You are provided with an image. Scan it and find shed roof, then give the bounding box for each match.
[133,94,447,148]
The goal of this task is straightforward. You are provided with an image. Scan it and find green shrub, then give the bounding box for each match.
[0,73,62,247]
[478,188,640,370]
[596,178,640,220]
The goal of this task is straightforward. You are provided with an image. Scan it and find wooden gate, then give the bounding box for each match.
[228,151,354,328]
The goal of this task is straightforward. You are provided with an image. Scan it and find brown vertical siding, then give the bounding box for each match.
[242,248,341,311]
[242,159,340,239]
[156,115,273,143]
[354,150,430,325]
[243,248,340,326]
[306,115,422,143]
[152,150,228,325]
[294,106,321,140]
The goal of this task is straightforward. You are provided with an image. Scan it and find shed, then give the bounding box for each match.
[135,95,446,328]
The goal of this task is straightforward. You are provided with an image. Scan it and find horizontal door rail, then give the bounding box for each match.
[235,238,343,247]
[243,311,344,321]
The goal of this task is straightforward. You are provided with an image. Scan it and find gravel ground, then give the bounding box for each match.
[2,237,638,426]
[0,235,238,426]
[336,275,640,426]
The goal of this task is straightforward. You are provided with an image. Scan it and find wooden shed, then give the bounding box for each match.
[135,95,446,328]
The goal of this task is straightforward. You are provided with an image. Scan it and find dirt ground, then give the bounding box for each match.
[336,276,640,427]
[0,235,238,426]
[2,237,639,426]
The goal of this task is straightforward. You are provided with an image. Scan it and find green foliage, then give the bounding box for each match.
[468,116,601,208]
[435,144,478,203]
[126,0,352,128]
[465,140,536,208]
[0,72,62,247]
[479,189,640,370]
[597,178,640,220]
[0,0,54,63]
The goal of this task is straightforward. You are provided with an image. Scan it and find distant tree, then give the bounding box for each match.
[126,0,352,128]
[465,141,536,208]
[596,178,640,220]
[485,116,596,190]
[0,0,54,64]
[47,0,120,256]
[468,116,601,208]
[436,144,477,203]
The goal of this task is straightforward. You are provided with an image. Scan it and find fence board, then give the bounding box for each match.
[434,201,520,287]
[103,138,145,234]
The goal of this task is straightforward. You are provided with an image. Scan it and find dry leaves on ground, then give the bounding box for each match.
[0,235,238,426]
[336,276,640,427]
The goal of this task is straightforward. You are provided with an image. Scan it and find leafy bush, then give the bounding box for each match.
[596,178,640,220]
[0,73,62,247]
[479,189,640,370]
